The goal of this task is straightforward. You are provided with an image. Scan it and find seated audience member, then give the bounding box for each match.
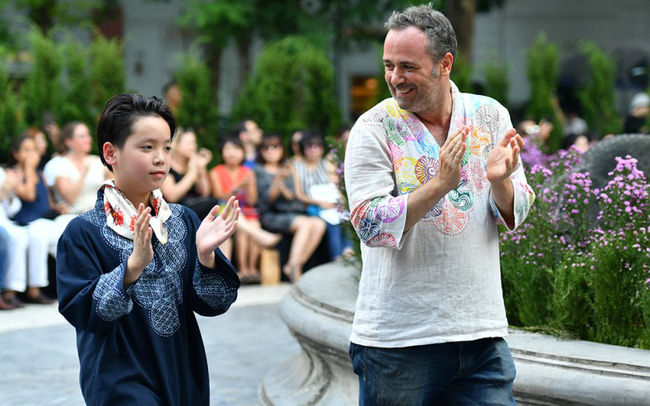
[516,118,553,145]
[289,130,304,163]
[562,111,588,137]
[43,121,108,215]
[334,124,351,143]
[161,127,220,220]
[22,126,51,169]
[624,92,649,134]
[3,137,61,305]
[253,134,326,281]
[0,225,9,309]
[0,167,30,309]
[562,132,591,153]
[293,131,351,261]
[234,119,263,168]
[210,137,261,282]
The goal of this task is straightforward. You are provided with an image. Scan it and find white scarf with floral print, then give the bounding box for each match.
[102,179,171,244]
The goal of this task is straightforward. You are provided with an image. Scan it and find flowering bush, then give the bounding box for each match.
[501,149,650,348]
[328,136,361,271]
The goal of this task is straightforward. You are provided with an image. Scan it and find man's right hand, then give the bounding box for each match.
[435,125,469,194]
[125,204,153,287]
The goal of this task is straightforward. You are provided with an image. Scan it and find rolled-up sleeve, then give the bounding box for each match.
[488,107,536,230]
[344,121,408,249]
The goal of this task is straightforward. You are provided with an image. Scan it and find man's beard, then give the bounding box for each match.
[391,67,441,113]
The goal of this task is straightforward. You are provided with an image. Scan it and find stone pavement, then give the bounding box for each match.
[0,283,299,406]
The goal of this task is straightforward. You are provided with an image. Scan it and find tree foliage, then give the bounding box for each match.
[59,36,94,128]
[0,50,21,159]
[232,36,341,138]
[483,57,510,108]
[526,32,563,152]
[577,41,622,137]
[20,27,62,128]
[175,50,219,153]
[451,53,473,93]
[89,32,125,111]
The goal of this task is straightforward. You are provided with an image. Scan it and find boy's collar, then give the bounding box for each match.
[101,179,171,244]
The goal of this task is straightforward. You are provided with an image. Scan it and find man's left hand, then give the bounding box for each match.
[487,128,523,184]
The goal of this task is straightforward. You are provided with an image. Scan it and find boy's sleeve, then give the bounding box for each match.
[57,222,134,333]
[185,207,240,316]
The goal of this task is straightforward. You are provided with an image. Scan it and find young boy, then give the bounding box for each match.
[57,94,241,405]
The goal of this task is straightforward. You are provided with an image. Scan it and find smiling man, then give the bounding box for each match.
[344,4,536,405]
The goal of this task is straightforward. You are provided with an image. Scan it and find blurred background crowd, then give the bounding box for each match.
[0,0,648,309]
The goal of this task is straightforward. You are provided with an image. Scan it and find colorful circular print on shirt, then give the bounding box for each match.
[415,156,439,184]
[397,181,418,195]
[383,119,405,146]
[394,157,419,186]
[375,198,405,223]
[395,118,417,142]
[474,104,500,134]
[423,198,445,219]
[386,101,405,118]
[415,134,439,157]
[433,199,470,235]
[469,128,491,157]
[357,216,381,241]
[388,138,404,160]
[468,160,490,196]
[448,179,474,212]
[404,115,426,141]
[368,233,397,248]
[452,115,473,131]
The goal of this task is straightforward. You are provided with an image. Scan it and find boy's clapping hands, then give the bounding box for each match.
[196,196,240,268]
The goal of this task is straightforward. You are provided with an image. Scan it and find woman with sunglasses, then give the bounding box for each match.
[254,134,326,281]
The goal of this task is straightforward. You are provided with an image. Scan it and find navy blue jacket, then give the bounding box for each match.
[57,193,240,405]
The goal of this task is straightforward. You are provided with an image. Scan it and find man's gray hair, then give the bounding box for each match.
[385,3,457,62]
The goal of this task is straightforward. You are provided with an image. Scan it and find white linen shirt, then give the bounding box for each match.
[344,82,535,348]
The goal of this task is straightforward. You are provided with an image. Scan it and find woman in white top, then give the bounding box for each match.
[44,121,108,215]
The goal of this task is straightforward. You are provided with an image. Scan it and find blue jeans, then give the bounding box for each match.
[349,338,516,405]
[0,226,8,289]
[325,223,350,260]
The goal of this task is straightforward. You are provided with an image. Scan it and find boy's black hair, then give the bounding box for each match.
[298,130,324,156]
[97,94,177,171]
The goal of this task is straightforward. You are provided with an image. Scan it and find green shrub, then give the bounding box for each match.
[551,252,593,340]
[175,49,219,155]
[502,149,650,349]
[327,134,361,271]
[20,27,62,128]
[588,231,649,347]
[89,32,125,112]
[0,51,21,159]
[577,41,622,138]
[451,52,472,93]
[525,32,563,152]
[59,36,95,128]
[500,149,590,327]
[483,58,509,108]
[232,36,341,138]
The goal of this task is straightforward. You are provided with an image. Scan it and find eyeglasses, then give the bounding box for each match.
[305,143,323,149]
[262,144,282,151]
